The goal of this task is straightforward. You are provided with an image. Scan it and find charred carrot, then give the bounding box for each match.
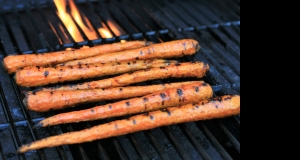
[36,82,213,127]
[25,81,203,112]
[40,62,209,91]
[18,95,240,153]
[58,39,200,66]
[15,59,178,87]
[3,41,151,74]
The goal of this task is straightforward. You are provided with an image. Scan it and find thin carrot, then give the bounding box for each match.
[18,95,240,153]
[58,39,200,66]
[2,41,151,74]
[24,81,203,112]
[15,59,178,87]
[39,62,209,92]
[36,82,213,127]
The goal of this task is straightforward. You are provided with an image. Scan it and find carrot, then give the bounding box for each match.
[58,39,200,66]
[2,41,151,74]
[36,82,213,127]
[18,95,240,153]
[24,81,203,112]
[40,62,209,92]
[15,59,178,87]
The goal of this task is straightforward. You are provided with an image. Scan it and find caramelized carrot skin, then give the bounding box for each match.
[61,39,200,66]
[38,82,213,126]
[25,81,202,112]
[18,95,240,153]
[3,41,149,74]
[40,62,209,91]
[15,59,176,87]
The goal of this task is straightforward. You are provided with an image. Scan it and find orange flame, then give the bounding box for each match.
[98,28,113,38]
[54,0,98,42]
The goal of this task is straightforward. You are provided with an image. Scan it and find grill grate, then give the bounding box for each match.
[0,0,240,159]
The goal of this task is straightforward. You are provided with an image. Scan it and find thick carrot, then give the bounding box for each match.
[18,95,240,153]
[40,62,209,91]
[36,82,213,127]
[24,81,203,112]
[58,39,200,66]
[2,41,150,74]
[15,59,178,87]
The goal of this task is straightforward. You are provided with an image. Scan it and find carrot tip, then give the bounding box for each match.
[33,122,43,129]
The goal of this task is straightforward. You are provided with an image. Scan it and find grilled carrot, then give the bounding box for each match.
[2,41,150,74]
[15,59,177,87]
[18,95,240,153]
[40,62,209,91]
[25,81,203,112]
[58,39,200,66]
[36,82,213,127]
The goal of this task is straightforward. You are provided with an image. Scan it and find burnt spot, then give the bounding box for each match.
[194,86,199,92]
[44,71,49,77]
[150,115,154,120]
[115,124,118,129]
[202,83,208,86]
[109,105,112,109]
[60,69,63,72]
[36,66,40,69]
[183,42,187,50]
[50,91,53,95]
[126,101,130,106]
[133,61,137,64]
[78,64,82,69]
[160,93,166,99]
[160,67,166,69]
[91,109,94,113]
[102,88,105,91]
[177,89,183,97]
[128,71,134,75]
[119,88,123,91]
[162,109,171,116]
[116,62,121,65]
[144,112,149,116]
[143,97,149,102]
[202,102,205,105]
[127,62,131,65]
[135,57,139,60]
[69,66,73,69]
[133,119,136,125]
[32,90,37,95]
[217,97,222,102]
[175,61,181,66]
[162,101,164,105]
[140,51,143,55]
[224,97,231,101]
[215,105,218,108]
[73,58,77,60]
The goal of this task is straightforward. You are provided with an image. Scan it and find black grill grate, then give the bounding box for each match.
[0,0,240,159]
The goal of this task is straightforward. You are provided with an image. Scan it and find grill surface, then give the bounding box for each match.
[0,0,240,160]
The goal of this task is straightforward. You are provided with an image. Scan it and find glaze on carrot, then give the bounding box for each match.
[36,82,213,127]
[18,95,240,153]
[2,41,150,74]
[15,59,177,87]
[40,62,209,91]
[59,39,200,66]
[24,81,203,112]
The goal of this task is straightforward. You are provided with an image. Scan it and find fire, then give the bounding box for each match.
[54,0,98,42]
[98,28,113,38]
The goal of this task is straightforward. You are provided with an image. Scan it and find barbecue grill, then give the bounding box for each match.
[0,0,240,159]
